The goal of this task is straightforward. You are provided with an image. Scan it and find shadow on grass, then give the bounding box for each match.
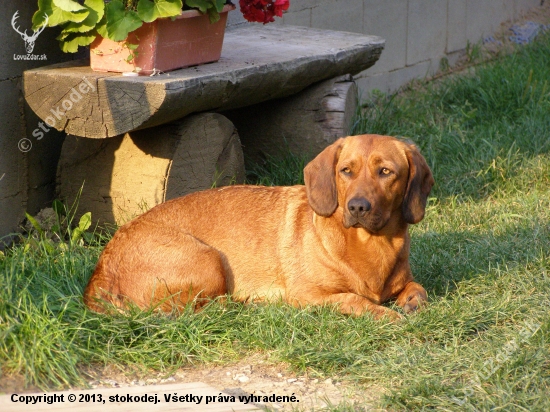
[410,218,549,297]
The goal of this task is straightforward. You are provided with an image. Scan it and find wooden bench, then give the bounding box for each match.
[23,25,384,224]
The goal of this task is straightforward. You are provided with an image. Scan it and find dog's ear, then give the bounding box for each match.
[402,143,435,224]
[304,138,344,217]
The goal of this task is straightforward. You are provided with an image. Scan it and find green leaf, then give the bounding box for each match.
[63,0,105,33]
[70,212,91,244]
[105,0,143,41]
[137,0,183,23]
[82,232,96,244]
[85,0,105,19]
[33,0,89,29]
[78,212,92,232]
[71,228,83,244]
[41,239,56,254]
[207,7,220,23]
[52,0,87,12]
[184,0,210,13]
[57,31,96,52]
[25,213,44,237]
[95,14,108,38]
[185,0,225,21]
[52,199,67,217]
[56,29,72,41]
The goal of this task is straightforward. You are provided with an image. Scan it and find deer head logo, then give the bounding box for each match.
[11,11,48,54]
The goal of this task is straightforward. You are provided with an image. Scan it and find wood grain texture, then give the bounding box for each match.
[224,75,358,162]
[24,25,384,138]
[57,113,244,224]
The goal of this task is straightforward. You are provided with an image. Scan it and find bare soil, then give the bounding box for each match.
[80,354,381,411]
[0,354,381,410]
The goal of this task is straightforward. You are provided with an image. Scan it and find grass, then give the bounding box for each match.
[2,33,550,410]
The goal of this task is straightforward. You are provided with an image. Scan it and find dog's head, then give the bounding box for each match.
[304,134,434,232]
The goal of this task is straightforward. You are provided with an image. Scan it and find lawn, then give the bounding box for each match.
[1,33,550,411]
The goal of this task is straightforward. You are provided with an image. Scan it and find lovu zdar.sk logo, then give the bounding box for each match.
[12,10,48,61]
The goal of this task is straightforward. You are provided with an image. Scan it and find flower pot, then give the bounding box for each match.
[90,5,235,74]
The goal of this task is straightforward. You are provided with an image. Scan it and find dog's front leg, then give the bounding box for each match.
[395,281,427,313]
[317,293,402,320]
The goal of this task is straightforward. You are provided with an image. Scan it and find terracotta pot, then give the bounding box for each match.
[90,5,235,74]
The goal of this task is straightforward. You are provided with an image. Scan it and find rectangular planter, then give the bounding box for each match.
[90,5,234,74]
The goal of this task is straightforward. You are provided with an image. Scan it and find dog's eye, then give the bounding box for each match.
[341,167,352,175]
[380,168,391,176]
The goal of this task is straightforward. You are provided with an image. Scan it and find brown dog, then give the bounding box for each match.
[84,134,434,319]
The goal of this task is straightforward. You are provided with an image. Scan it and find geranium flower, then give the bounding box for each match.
[239,0,290,24]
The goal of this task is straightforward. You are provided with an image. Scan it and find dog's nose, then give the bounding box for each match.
[348,197,371,217]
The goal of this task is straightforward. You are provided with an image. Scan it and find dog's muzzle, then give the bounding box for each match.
[344,197,386,231]
[347,197,371,218]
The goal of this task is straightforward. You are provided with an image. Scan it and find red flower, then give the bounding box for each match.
[239,0,290,24]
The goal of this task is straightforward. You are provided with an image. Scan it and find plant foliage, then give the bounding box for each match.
[32,0,229,52]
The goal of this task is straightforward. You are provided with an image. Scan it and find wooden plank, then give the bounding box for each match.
[23,25,384,138]
[1,382,259,411]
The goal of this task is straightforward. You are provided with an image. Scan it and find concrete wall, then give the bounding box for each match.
[231,0,542,95]
[0,1,72,244]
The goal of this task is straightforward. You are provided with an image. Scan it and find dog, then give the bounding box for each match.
[84,134,434,319]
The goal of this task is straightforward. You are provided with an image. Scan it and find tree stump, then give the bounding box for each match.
[57,113,245,225]
[224,75,358,162]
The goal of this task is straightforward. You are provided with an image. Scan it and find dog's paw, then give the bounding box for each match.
[375,307,403,321]
[402,292,427,314]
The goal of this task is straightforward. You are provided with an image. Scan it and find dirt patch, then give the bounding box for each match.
[0,375,41,395]
[0,355,380,411]
[82,354,380,411]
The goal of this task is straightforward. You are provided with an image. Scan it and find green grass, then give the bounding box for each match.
[2,33,550,411]
[246,149,307,186]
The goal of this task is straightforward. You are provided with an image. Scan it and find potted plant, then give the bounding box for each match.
[32,0,290,74]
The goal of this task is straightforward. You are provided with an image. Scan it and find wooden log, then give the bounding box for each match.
[57,113,244,225]
[23,25,384,138]
[224,75,358,162]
